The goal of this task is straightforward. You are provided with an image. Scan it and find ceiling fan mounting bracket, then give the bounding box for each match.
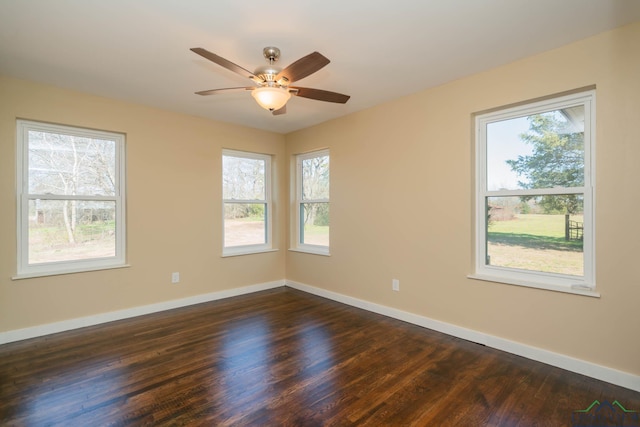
[263,46,281,64]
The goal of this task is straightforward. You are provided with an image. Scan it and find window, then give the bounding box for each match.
[222,149,272,256]
[16,120,126,277]
[474,91,595,294]
[294,149,330,255]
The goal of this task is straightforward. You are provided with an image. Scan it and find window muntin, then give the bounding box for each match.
[475,91,595,292]
[17,120,126,277]
[295,150,330,254]
[222,150,272,255]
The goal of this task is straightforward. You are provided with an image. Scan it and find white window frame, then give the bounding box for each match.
[472,91,596,296]
[222,149,273,257]
[292,149,330,256]
[15,120,127,278]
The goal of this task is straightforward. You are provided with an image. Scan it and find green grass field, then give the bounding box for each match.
[301,223,329,246]
[487,214,583,276]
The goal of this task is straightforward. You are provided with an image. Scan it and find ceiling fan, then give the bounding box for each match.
[191,46,350,115]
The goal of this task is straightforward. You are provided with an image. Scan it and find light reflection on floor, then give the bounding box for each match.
[216,311,336,419]
[24,358,123,425]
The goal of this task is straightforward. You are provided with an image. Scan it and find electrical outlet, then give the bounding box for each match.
[171,272,180,284]
[392,279,400,291]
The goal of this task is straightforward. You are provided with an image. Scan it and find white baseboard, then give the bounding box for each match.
[3,277,638,393]
[0,280,285,345]
[285,280,640,393]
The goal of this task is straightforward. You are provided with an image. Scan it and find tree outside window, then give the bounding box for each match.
[476,91,595,292]
[295,150,330,253]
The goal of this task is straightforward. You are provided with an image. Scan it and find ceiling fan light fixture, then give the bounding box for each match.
[251,86,291,111]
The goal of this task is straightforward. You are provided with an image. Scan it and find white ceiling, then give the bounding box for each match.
[1,1,639,134]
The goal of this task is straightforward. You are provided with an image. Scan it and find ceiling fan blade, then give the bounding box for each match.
[272,105,287,116]
[276,52,330,83]
[191,48,259,81]
[290,87,350,104]
[195,87,254,96]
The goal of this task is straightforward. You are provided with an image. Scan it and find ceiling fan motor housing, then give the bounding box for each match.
[254,65,283,84]
[256,47,289,86]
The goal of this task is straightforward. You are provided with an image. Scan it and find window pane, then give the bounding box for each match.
[28,131,116,196]
[486,107,584,191]
[224,203,266,247]
[223,155,265,200]
[486,195,583,276]
[302,155,329,200]
[28,199,116,264]
[300,203,329,246]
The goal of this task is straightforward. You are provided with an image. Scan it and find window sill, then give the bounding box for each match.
[13,263,131,280]
[288,247,331,257]
[467,274,600,298]
[222,248,278,258]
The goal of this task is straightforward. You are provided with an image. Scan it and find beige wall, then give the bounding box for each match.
[0,76,287,331]
[286,21,640,375]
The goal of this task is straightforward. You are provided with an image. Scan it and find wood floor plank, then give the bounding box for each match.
[1,287,639,426]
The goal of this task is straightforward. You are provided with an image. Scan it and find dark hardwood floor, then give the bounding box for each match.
[1,287,639,426]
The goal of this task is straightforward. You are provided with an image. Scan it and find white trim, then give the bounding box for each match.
[467,273,600,297]
[0,280,285,345]
[285,280,640,393]
[221,248,279,257]
[12,263,131,280]
[485,187,585,197]
[288,247,331,256]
